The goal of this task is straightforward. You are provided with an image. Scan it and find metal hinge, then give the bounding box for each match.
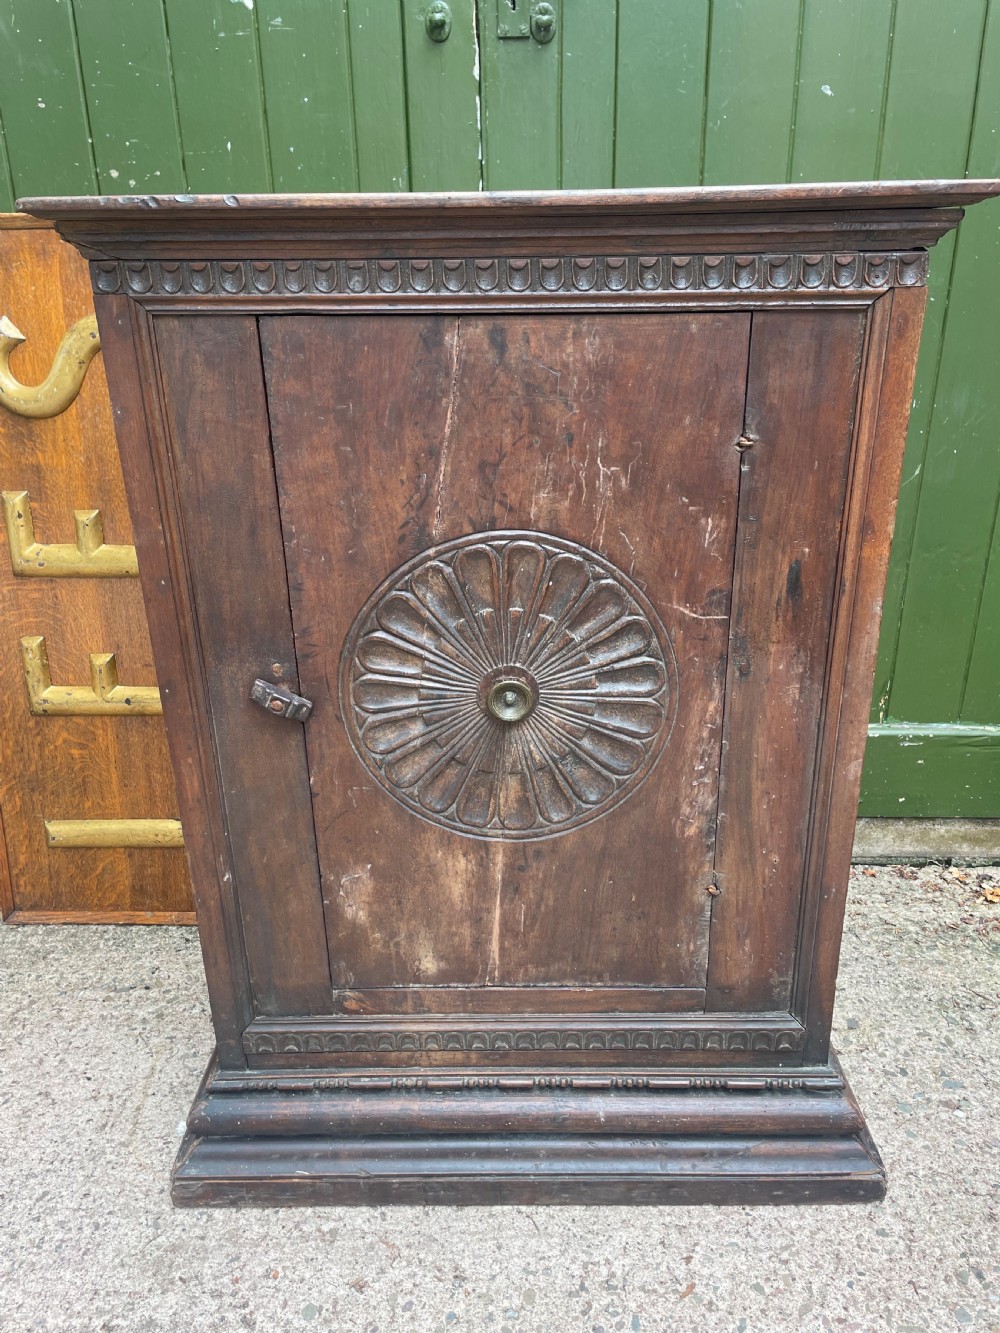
[250,677,313,721]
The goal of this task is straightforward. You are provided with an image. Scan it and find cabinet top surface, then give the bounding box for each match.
[18,179,1000,218]
[17,180,1000,259]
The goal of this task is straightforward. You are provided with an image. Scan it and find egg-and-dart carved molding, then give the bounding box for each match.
[90,250,929,300]
[340,530,677,841]
[244,1025,805,1055]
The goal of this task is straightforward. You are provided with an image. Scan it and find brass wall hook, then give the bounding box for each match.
[0,314,101,418]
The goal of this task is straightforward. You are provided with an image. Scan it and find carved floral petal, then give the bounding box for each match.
[353,679,421,712]
[565,581,630,643]
[452,544,502,661]
[420,758,475,814]
[362,713,429,754]
[503,541,547,662]
[520,553,591,664]
[591,699,663,738]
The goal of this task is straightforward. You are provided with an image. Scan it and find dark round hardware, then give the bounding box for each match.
[530,2,556,43]
[425,0,452,42]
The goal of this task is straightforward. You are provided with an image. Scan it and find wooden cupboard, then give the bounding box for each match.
[24,179,999,1204]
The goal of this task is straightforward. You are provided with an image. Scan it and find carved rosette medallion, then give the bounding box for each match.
[340,531,678,840]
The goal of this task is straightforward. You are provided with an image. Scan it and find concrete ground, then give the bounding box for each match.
[1,865,998,1333]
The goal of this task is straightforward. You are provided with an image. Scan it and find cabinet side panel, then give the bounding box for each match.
[150,314,332,1016]
[801,288,926,1059]
[707,308,866,1012]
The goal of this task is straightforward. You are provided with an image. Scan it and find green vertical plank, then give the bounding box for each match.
[878,0,987,175]
[560,0,616,188]
[702,0,800,186]
[73,0,186,193]
[0,0,97,196]
[346,0,409,191]
[867,0,987,723]
[790,0,893,180]
[961,512,1000,721]
[0,109,14,210]
[258,0,357,191]
[889,4,1000,723]
[162,0,271,191]
[478,0,560,189]
[401,0,479,190]
[614,0,710,187]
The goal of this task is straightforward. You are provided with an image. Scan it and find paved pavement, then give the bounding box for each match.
[1,864,998,1332]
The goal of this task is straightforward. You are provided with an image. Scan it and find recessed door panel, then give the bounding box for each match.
[262,312,751,1000]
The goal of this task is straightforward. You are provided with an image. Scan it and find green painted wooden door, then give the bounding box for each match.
[1,0,997,816]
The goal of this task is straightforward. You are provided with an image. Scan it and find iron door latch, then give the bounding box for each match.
[497,0,556,43]
[250,677,313,721]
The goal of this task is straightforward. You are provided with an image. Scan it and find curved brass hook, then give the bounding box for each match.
[0,314,101,419]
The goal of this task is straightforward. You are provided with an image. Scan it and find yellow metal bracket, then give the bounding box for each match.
[45,818,184,848]
[3,491,138,577]
[0,314,101,418]
[20,635,162,715]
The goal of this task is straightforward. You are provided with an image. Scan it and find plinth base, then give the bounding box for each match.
[171,1054,886,1206]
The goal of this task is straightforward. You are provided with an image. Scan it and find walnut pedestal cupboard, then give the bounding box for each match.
[23,182,1000,1206]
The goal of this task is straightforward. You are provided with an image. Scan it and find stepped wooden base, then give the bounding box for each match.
[171,1054,886,1206]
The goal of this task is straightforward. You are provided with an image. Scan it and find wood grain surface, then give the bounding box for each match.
[708,308,866,1011]
[0,219,192,920]
[263,311,749,997]
[152,314,330,1013]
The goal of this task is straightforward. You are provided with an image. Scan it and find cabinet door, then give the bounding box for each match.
[261,312,750,1014]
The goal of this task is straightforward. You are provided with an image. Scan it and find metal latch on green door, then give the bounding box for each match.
[497,0,557,43]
